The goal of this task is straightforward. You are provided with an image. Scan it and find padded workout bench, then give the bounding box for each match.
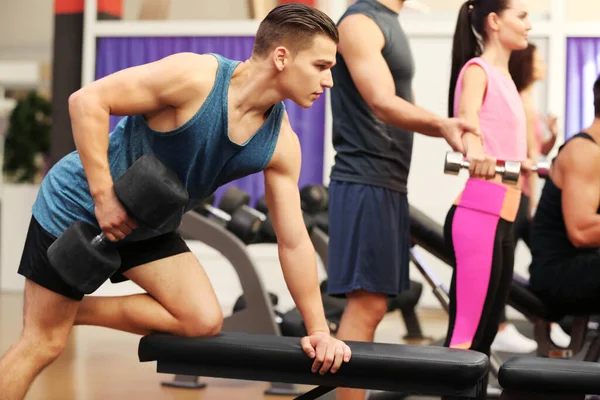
[139,331,489,399]
[498,356,600,399]
[408,205,600,365]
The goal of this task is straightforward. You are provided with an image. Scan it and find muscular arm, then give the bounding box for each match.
[560,142,600,248]
[263,119,329,335]
[455,65,487,155]
[337,14,443,136]
[68,52,214,202]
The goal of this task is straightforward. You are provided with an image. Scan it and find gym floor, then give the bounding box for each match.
[0,291,452,400]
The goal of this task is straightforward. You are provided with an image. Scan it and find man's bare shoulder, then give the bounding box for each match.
[160,52,219,91]
[558,136,600,178]
[338,12,378,31]
[337,13,383,49]
[267,112,301,174]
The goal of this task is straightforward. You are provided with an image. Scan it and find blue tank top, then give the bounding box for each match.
[33,53,285,241]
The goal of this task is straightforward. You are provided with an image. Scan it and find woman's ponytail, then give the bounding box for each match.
[448,1,481,117]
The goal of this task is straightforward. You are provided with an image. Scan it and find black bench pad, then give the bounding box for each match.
[139,331,488,397]
[499,356,600,395]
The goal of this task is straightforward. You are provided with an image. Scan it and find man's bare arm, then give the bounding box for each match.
[263,122,329,336]
[68,52,216,201]
[560,142,600,248]
[337,14,443,136]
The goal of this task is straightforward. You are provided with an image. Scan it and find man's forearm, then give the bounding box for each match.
[69,91,114,201]
[278,240,330,335]
[374,96,443,137]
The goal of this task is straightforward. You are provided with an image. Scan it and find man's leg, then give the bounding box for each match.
[335,290,388,400]
[326,182,410,400]
[75,251,223,337]
[0,280,80,400]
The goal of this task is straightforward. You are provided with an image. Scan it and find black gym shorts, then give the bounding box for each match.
[17,216,191,301]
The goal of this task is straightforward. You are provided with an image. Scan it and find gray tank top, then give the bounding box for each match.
[330,0,415,193]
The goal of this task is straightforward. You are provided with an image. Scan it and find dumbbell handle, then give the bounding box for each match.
[204,203,267,223]
[204,204,232,222]
[454,159,509,175]
[90,232,113,248]
[530,159,550,176]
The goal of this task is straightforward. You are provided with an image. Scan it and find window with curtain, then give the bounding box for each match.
[565,38,600,139]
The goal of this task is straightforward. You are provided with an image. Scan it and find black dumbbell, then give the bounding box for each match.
[47,154,189,294]
[218,186,251,215]
[200,199,265,244]
[300,185,329,213]
[444,151,521,183]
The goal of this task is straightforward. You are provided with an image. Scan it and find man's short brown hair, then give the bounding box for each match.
[252,3,339,58]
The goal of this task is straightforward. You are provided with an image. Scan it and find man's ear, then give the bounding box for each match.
[272,46,291,71]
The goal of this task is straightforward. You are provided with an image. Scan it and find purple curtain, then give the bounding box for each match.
[565,38,600,140]
[95,36,325,205]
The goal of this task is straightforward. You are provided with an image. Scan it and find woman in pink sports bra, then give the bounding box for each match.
[442,1,532,398]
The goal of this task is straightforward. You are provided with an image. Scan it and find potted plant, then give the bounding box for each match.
[1,90,51,291]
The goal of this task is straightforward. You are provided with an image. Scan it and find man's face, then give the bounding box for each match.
[278,35,337,109]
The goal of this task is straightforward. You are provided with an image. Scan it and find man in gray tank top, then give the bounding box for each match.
[326,2,479,399]
[0,5,353,398]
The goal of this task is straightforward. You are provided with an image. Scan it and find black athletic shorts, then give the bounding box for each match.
[17,216,191,301]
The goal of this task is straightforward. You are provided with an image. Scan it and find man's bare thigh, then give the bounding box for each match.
[122,252,221,320]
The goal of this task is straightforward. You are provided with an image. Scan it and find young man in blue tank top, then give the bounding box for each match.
[529,75,600,315]
[0,4,352,398]
[327,2,479,399]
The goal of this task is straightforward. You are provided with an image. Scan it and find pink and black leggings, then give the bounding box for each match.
[442,179,519,400]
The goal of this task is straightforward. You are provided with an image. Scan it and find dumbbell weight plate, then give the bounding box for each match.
[114,154,189,230]
[444,152,464,175]
[47,221,121,294]
[300,185,329,213]
[502,161,521,183]
[219,186,251,215]
[228,207,262,244]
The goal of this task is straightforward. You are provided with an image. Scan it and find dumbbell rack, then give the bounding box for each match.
[161,211,301,395]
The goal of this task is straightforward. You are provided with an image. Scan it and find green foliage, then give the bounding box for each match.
[3,91,52,183]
